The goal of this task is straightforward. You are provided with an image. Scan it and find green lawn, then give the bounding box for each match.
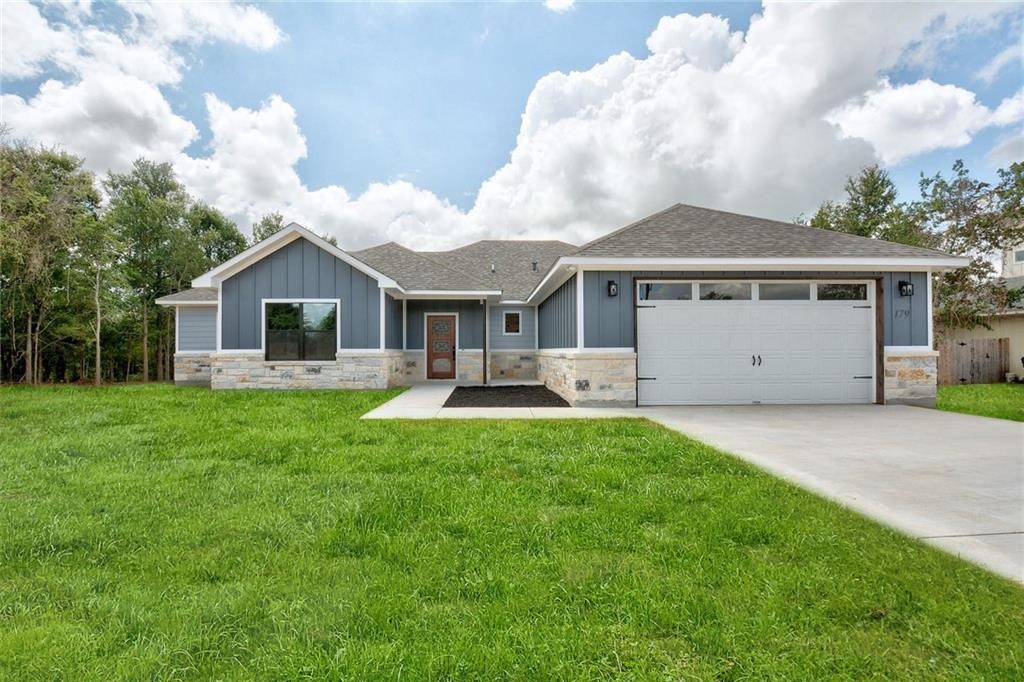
[937,383,1024,422]
[2,386,1022,680]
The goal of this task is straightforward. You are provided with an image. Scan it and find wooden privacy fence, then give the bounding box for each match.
[937,338,1010,385]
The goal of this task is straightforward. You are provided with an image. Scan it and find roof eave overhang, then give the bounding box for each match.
[388,289,504,300]
[155,299,217,307]
[526,256,971,303]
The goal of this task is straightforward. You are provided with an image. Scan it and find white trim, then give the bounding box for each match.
[536,348,636,356]
[528,256,969,303]
[157,300,217,307]
[404,290,503,297]
[174,307,180,354]
[216,348,263,355]
[379,289,386,351]
[216,286,223,352]
[261,298,342,358]
[575,272,584,350]
[192,223,398,289]
[402,299,407,351]
[926,269,934,349]
[501,309,523,336]
[424,312,459,380]
[173,350,211,356]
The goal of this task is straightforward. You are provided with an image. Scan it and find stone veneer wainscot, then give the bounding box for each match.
[537,350,636,406]
[210,351,404,390]
[884,349,938,407]
[489,350,538,380]
[173,353,212,386]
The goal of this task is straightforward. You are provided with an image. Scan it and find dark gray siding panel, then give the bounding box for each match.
[489,306,536,350]
[177,307,216,351]
[405,300,485,350]
[882,271,929,346]
[221,237,380,349]
[385,294,403,350]
[538,274,577,349]
[582,270,931,349]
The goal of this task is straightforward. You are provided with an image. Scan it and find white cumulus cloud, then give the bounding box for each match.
[544,0,575,14]
[826,79,1018,164]
[2,1,1021,251]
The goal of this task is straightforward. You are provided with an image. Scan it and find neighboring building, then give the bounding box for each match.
[943,243,1024,377]
[157,203,966,406]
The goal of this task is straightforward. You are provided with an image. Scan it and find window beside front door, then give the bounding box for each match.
[503,311,522,335]
[265,301,338,361]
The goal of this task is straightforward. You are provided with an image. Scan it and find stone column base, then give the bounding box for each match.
[210,351,404,390]
[489,351,537,380]
[174,353,212,386]
[537,350,636,406]
[884,349,938,407]
[400,350,485,383]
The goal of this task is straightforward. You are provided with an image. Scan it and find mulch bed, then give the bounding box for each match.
[443,384,570,408]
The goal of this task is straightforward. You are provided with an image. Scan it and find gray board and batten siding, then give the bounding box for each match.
[177,307,216,351]
[489,306,537,350]
[538,274,577,349]
[405,300,485,350]
[580,270,931,349]
[220,237,381,350]
[385,294,403,350]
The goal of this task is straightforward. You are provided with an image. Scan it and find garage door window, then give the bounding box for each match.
[638,282,692,300]
[699,282,751,300]
[759,283,811,300]
[817,283,867,301]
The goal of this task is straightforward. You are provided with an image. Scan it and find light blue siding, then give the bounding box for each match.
[582,270,931,348]
[221,237,380,350]
[489,306,536,350]
[405,300,485,350]
[538,274,576,349]
[177,307,216,351]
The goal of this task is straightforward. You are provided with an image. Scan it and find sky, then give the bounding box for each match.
[2,1,1022,250]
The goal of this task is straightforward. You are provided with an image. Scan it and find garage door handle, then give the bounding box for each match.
[752,354,756,366]
[758,355,762,366]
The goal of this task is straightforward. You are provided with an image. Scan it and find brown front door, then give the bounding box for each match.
[426,314,456,379]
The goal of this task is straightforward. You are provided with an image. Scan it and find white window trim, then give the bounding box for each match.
[423,312,459,380]
[261,298,342,359]
[501,310,523,336]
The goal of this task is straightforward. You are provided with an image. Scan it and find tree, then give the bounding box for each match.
[251,211,285,244]
[0,140,100,384]
[105,160,189,382]
[187,203,247,263]
[921,161,1024,331]
[808,165,931,245]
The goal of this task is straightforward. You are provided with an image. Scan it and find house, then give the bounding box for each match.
[156,203,967,406]
[942,244,1024,377]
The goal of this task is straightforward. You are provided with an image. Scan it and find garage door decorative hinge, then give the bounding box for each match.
[637,377,658,381]
[636,305,657,309]
[852,305,872,309]
[853,375,872,379]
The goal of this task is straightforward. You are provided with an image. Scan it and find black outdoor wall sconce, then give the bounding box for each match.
[607,280,618,297]
[898,280,914,297]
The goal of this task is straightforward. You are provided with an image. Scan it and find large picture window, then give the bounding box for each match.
[265,301,338,361]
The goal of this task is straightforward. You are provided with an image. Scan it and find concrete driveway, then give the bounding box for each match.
[641,405,1024,583]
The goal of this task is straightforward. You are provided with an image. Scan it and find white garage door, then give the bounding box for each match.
[636,281,874,405]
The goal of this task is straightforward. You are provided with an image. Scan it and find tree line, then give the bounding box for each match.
[802,161,1023,330]
[1,134,1021,385]
[0,138,292,385]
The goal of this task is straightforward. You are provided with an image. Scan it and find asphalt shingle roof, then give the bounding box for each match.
[156,287,218,303]
[575,203,956,259]
[349,242,495,292]
[424,240,577,301]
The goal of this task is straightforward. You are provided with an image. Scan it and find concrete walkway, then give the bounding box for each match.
[363,388,1024,582]
[361,383,635,419]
